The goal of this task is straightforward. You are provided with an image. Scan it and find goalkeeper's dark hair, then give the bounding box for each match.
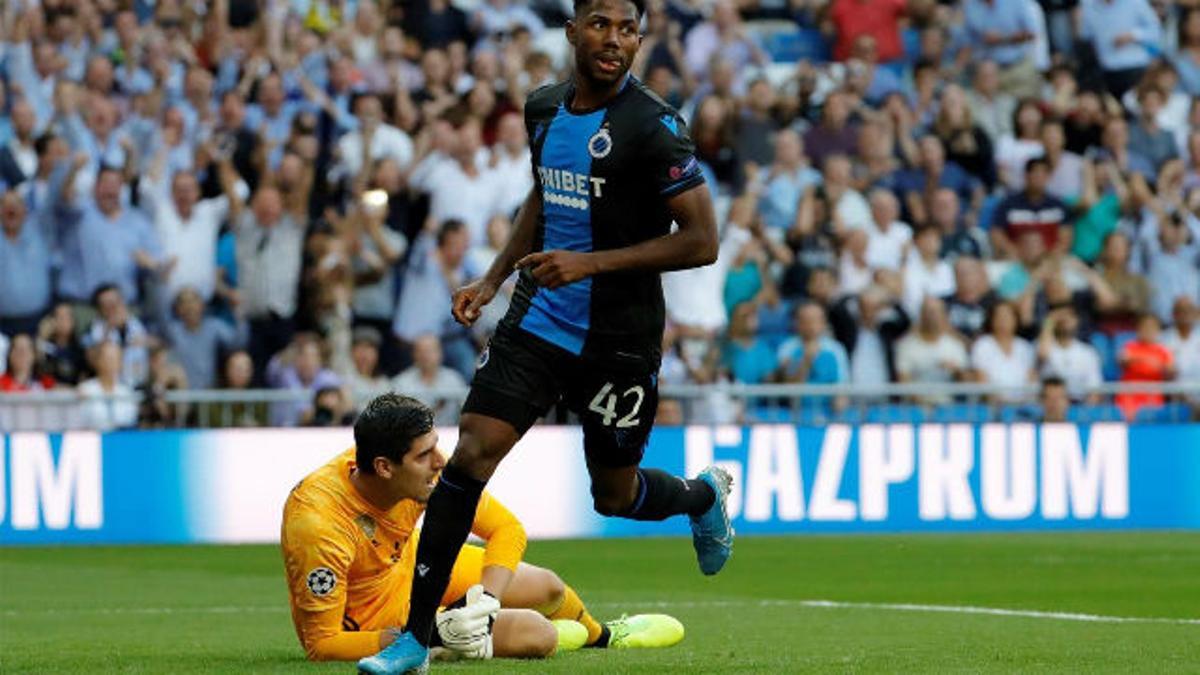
[354,393,435,474]
[574,0,645,19]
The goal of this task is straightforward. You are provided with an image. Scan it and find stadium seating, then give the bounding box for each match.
[929,404,992,424]
[1067,405,1125,424]
[864,405,927,425]
[1133,403,1194,424]
[762,28,831,63]
[999,405,1042,423]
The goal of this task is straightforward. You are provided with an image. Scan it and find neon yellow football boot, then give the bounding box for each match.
[606,614,685,649]
[552,619,590,651]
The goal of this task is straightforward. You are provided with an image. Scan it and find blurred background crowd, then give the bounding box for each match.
[0,0,1198,430]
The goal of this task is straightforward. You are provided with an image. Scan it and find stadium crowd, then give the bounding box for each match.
[0,0,1198,431]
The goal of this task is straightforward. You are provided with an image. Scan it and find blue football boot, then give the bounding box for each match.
[357,631,429,675]
[690,466,734,575]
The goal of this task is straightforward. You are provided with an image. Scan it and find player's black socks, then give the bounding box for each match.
[621,468,715,521]
[586,624,611,648]
[405,463,487,647]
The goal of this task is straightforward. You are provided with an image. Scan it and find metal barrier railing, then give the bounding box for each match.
[1,381,1198,431]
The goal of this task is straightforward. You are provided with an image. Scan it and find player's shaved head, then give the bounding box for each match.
[354,393,435,474]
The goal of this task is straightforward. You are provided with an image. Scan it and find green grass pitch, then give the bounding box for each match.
[2,533,1198,673]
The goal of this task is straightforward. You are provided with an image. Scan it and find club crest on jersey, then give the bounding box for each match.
[307,567,337,597]
[588,127,612,159]
[354,513,377,540]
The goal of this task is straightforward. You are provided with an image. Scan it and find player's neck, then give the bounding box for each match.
[570,73,626,112]
[348,468,402,511]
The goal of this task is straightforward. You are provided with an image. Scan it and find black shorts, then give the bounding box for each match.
[462,327,660,468]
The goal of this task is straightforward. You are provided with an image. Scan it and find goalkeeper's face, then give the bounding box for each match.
[383,430,446,503]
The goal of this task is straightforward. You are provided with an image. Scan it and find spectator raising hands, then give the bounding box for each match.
[0,0,1194,431]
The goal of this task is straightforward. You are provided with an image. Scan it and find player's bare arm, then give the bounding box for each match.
[452,188,542,326]
[516,183,718,289]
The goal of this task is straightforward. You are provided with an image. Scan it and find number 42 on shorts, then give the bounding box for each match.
[588,382,645,428]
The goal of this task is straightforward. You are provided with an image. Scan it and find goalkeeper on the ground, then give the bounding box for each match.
[280,393,683,661]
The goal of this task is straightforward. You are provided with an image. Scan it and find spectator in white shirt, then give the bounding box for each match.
[895,296,970,403]
[683,1,767,89]
[865,189,912,271]
[994,99,1045,191]
[339,327,393,412]
[830,285,912,391]
[1133,209,1200,324]
[1163,296,1200,402]
[408,116,507,247]
[347,199,406,372]
[140,163,236,304]
[1037,307,1103,402]
[966,60,1017,143]
[490,112,533,217]
[392,334,466,424]
[0,99,38,187]
[473,0,545,45]
[332,94,415,182]
[838,228,874,298]
[971,300,1037,402]
[1042,117,1085,202]
[83,284,151,387]
[903,226,956,317]
[78,340,139,430]
[823,154,871,233]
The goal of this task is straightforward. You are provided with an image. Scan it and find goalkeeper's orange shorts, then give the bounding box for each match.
[383,541,488,629]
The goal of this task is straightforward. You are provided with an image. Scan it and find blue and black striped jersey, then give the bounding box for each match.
[500,75,706,362]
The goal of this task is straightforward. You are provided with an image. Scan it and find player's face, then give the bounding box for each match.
[392,431,446,503]
[568,0,641,86]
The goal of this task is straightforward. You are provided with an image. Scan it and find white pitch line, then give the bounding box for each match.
[589,599,1200,626]
[3,599,1197,626]
[0,606,286,618]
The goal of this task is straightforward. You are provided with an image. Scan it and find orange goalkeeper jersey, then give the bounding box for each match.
[280,448,527,661]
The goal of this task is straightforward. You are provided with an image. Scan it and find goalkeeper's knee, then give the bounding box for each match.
[497,610,558,658]
[522,615,558,658]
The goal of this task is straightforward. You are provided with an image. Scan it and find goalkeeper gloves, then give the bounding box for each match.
[434,584,500,659]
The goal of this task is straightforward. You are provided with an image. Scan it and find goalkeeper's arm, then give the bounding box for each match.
[432,492,526,659]
[297,608,392,661]
[471,491,527,599]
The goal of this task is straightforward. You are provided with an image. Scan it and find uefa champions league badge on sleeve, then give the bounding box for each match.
[588,127,613,159]
[306,567,337,597]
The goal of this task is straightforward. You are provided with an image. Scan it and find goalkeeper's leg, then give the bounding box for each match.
[491,610,557,658]
[498,563,608,646]
[484,561,684,652]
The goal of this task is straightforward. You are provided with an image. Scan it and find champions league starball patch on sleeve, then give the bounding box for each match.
[306,567,337,597]
[669,156,699,180]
